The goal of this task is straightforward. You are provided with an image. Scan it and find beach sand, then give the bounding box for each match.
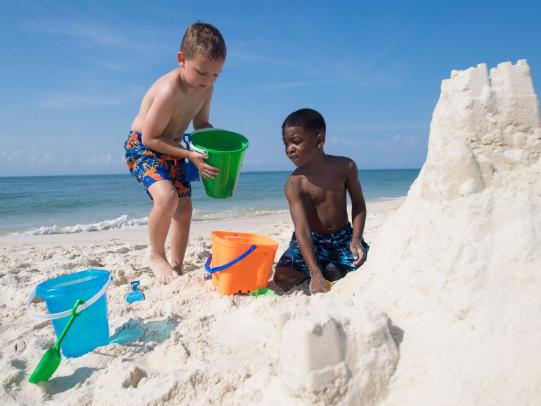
[0,199,402,406]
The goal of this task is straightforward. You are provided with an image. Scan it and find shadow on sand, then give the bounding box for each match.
[109,317,179,347]
[44,367,99,395]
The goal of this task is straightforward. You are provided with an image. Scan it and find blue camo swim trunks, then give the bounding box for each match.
[276,223,369,281]
[124,130,191,199]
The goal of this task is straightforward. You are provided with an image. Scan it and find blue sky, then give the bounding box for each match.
[0,0,540,176]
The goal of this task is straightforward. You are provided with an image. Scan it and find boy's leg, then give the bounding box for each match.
[170,196,192,274]
[148,180,179,284]
[273,235,310,291]
[273,266,308,291]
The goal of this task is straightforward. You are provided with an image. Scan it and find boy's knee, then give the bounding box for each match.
[173,199,192,222]
[153,191,179,217]
[273,266,307,291]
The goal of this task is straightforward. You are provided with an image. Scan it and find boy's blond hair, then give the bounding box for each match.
[180,22,226,61]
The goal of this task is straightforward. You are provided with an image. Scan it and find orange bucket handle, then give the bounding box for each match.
[204,244,257,274]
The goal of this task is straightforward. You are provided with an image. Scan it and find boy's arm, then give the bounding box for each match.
[189,87,220,178]
[345,159,367,266]
[142,87,191,159]
[193,87,213,130]
[285,178,328,291]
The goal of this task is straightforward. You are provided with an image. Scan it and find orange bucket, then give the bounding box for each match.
[205,231,279,295]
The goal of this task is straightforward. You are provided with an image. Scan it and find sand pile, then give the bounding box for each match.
[0,204,402,406]
[334,60,541,404]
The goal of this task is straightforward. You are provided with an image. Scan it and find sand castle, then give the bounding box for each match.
[329,60,541,404]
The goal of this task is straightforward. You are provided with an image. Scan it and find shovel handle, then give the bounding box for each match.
[54,299,84,351]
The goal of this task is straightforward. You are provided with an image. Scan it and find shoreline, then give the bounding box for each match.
[0,198,404,247]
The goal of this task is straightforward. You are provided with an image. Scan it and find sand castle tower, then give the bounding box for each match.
[414,59,540,201]
[333,60,541,405]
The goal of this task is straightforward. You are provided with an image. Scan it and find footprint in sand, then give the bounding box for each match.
[122,366,148,388]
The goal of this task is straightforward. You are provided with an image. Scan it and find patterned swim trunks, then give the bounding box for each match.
[124,130,191,198]
[276,223,369,281]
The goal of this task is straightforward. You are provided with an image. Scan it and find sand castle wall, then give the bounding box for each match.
[330,60,541,405]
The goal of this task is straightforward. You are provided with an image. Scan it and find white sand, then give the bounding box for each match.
[0,200,401,405]
[1,59,540,405]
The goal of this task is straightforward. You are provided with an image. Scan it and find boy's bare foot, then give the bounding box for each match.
[149,254,175,284]
[172,263,183,275]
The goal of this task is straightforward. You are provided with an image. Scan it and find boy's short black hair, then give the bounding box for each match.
[282,108,326,136]
[180,22,226,62]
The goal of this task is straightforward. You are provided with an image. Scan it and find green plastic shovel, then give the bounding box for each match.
[250,288,278,297]
[29,299,84,384]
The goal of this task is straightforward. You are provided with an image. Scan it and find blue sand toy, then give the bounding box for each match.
[125,280,145,304]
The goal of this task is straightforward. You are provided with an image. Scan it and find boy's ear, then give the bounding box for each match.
[317,133,325,149]
[177,51,185,66]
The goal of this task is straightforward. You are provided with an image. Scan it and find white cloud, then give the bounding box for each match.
[87,58,135,72]
[0,148,55,167]
[22,19,168,55]
[252,80,324,92]
[229,46,373,87]
[328,133,424,149]
[333,123,428,133]
[26,20,129,47]
[0,150,23,161]
[37,93,127,109]
[391,133,418,146]
[87,154,114,166]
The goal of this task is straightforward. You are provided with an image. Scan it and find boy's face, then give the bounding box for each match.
[282,126,324,168]
[177,51,224,89]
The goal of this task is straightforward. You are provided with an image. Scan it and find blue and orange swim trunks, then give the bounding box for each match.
[124,130,191,198]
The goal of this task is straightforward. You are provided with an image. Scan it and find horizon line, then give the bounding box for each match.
[0,168,422,179]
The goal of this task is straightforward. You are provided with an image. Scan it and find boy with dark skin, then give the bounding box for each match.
[273,109,368,294]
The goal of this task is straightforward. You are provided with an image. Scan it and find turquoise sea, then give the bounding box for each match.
[0,170,419,235]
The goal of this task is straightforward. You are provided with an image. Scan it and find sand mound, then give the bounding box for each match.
[335,60,541,404]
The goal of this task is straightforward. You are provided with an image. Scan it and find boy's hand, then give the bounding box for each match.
[189,151,219,179]
[350,241,366,267]
[309,271,331,294]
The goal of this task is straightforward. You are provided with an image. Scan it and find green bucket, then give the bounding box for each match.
[190,129,249,199]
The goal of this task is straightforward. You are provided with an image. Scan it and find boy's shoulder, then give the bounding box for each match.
[152,70,182,97]
[326,154,356,168]
[286,155,357,182]
[328,155,359,177]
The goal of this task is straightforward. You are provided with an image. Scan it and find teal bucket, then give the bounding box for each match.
[26,269,112,358]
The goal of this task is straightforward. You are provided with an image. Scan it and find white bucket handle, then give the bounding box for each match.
[182,133,209,158]
[189,142,209,158]
[26,275,112,320]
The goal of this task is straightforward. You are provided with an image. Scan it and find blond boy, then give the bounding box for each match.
[124,23,225,284]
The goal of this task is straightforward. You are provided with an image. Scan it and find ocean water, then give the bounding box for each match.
[0,169,419,235]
